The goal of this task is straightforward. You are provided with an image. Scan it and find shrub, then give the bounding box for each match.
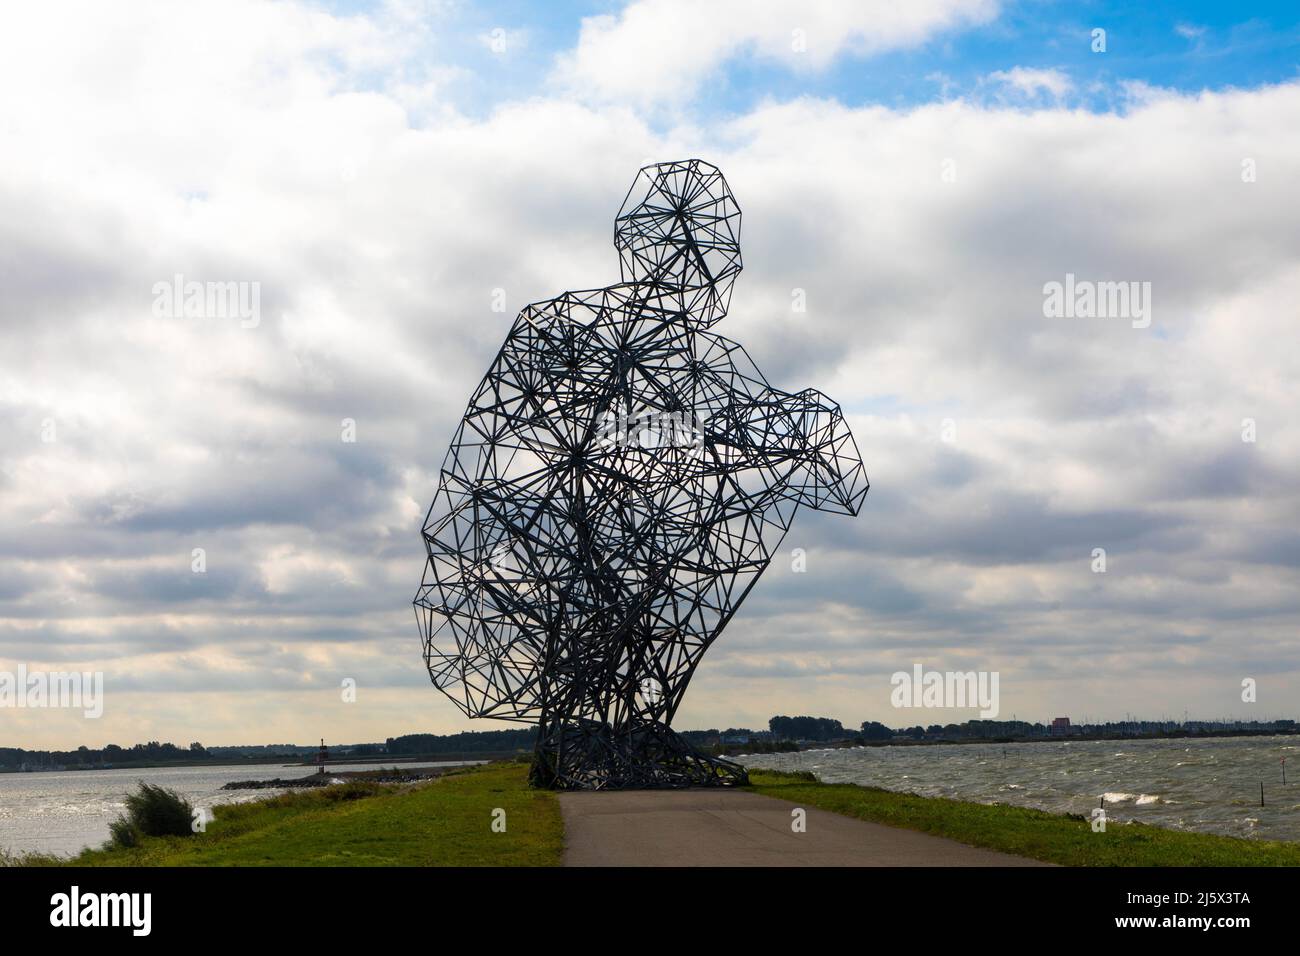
[320,782,383,802]
[107,816,140,848]
[108,781,195,847]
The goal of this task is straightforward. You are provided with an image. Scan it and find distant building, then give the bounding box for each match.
[1050,717,1071,736]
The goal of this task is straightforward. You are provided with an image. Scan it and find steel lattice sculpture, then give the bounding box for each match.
[414,160,868,789]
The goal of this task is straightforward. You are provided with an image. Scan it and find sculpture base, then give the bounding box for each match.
[529,718,750,790]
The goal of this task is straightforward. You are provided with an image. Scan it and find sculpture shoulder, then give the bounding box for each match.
[514,286,637,334]
[692,328,774,401]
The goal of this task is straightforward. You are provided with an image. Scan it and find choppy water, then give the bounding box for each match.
[737,736,1300,841]
[0,760,479,858]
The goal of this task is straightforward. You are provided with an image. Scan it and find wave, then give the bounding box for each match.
[734,738,1299,841]
[1101,791,1160,804]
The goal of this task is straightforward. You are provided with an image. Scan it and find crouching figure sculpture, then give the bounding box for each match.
[414,160,868,789]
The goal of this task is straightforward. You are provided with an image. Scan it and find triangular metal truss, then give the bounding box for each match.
[414,160,868,789]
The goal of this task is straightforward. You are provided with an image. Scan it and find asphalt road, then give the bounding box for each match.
[558,789,1052,866]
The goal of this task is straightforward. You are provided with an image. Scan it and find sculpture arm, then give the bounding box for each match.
[711,385,868,516]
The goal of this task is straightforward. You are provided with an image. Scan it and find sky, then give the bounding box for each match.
[2,0,1299,749]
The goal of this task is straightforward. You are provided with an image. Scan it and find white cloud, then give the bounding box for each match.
[552,0,1000,106]
[986,66,1073,101]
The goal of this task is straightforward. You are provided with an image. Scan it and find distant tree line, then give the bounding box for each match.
[385,729,537,754]
[769,716,845,741]
[886,718,1298,741]
[0,740,210,770]
[755,715,1300,745]
[680,728,764,744]
[7,716,1297,770]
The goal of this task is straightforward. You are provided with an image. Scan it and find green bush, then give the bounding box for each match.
[319,782,383,802]
[108,782,195,847]
[107,816,140,848]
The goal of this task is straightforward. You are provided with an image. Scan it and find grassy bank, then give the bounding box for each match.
[16,762,561,867]
[10,762,1295,867]
[748,770,1300,866]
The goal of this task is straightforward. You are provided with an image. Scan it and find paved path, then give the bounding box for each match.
[558,789,1051,866]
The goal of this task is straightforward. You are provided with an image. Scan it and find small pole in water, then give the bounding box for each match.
[1260,781,1265,807]
[1283,757,1287,785]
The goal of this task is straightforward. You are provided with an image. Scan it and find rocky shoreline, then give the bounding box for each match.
[221,766,452,790]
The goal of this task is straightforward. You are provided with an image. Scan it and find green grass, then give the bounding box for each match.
[15,762,561,867]
[747,769,1300,866]
[10,761,1293,868]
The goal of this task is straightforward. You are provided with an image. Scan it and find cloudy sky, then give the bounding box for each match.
[3,0,1299,749]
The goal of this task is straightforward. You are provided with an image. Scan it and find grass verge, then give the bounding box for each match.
[747,769,1300,866]
[11,762,561,867]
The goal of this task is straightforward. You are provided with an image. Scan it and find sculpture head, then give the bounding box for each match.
[614,159,742,326]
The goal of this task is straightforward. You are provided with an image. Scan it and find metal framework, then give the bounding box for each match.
[414,160,868,789]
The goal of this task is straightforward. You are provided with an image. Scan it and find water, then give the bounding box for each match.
[0,760,480,858]
[737,735,1300,841]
